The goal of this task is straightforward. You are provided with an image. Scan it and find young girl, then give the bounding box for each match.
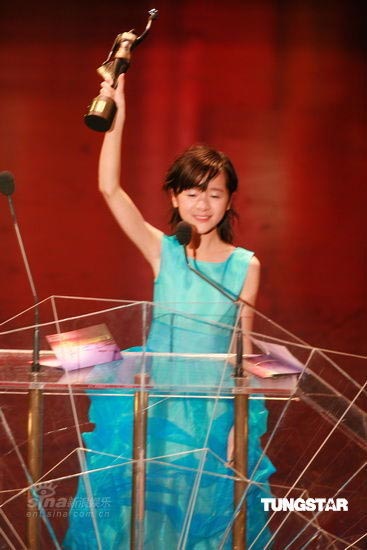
[64,74,274,549]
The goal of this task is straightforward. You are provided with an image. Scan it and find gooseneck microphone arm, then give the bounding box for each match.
[0,171,41,372]
[175,221,249,376]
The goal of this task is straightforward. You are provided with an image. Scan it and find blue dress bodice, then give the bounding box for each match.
[148,235,253,353]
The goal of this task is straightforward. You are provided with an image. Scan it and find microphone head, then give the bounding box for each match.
[0,171,15,196]
[175,221,193,246]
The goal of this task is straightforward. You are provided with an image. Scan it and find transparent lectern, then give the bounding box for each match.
[0,296,365,549]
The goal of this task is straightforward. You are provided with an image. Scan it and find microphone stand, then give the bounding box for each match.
[180,241,249,549]
[2,182,43,549]
[7,195,41,371]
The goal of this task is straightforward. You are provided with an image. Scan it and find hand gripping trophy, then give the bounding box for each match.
[84,9,158,132]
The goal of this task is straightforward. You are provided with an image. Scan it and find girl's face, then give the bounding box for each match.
[171,171,231,236]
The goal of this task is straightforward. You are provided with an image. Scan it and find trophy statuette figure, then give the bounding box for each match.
[84,9,158,132]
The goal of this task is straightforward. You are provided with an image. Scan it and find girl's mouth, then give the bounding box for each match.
[193,215,210,221]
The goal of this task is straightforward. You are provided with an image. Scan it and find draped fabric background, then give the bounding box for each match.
[0,0,366,356]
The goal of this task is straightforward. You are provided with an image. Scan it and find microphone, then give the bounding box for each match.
[175,221,193,247]
[0,171,41,372]
[0,171,15,195]
[175,221,246,375]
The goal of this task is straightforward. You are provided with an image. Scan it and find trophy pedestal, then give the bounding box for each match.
[84,96,117,132]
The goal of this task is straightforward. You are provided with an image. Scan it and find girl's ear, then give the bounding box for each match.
[226,191,235,210]
[170,190,178,208]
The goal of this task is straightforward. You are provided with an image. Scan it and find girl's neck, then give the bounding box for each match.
[187,230,234,262]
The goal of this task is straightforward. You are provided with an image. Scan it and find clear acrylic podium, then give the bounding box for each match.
[0,296,366,549]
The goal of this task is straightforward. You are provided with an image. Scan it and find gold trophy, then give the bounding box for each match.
[84,9,158,132]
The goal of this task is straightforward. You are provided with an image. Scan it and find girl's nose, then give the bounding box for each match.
[196,192,210,209]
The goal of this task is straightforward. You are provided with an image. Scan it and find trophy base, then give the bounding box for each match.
[84,95,117,132]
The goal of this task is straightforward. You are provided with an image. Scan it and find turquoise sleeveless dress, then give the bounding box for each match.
[63,235,275,549]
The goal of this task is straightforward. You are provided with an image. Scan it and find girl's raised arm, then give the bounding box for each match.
[98,74,162,276]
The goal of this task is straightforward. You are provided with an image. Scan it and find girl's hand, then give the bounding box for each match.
[99,73,125,111]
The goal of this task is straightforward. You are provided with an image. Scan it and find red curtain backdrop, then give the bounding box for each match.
[0,0,366,354]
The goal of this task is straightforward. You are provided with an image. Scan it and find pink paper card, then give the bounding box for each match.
[46,323,122,370]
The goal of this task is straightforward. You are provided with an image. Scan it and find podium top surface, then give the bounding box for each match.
[0,349,298,396]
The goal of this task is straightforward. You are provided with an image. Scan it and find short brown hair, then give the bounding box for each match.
[163,144,238,243]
